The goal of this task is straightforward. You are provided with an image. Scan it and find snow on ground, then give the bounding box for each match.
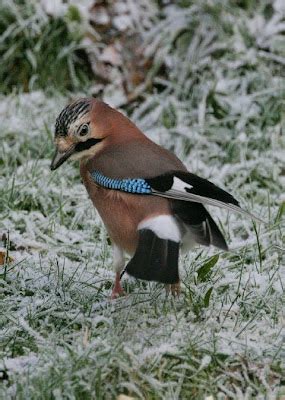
[0,1,285,398]
[0,89,284,398]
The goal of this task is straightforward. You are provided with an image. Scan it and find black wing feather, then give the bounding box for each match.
[146,171,263,223]
[147,171,239,206]
[123,229,179,284]
[172,200,228,250]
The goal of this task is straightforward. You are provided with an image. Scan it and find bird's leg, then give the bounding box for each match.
[165,280,181,297]
[171,281,181,296]
[111,243,125,299]
[111,272,125,299]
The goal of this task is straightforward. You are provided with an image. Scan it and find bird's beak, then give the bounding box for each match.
[50,145,75,170]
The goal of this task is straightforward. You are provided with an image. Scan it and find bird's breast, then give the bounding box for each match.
[80,166,171,254]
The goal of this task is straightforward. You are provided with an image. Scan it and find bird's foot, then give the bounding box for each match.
[111,285,125,299]
[165,281,181,297]
[111,272,126,299]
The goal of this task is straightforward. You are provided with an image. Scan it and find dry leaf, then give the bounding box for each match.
[117,395,135,400]
[0,250,14,265]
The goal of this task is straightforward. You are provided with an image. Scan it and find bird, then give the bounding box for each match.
[50,97,262,298]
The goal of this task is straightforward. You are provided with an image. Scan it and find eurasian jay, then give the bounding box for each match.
[50,98,262,298]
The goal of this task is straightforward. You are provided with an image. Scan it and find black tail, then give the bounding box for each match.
[123,229,179,284]
[171,200,228,251]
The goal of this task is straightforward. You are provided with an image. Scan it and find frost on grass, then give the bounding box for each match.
[1,1,285,399]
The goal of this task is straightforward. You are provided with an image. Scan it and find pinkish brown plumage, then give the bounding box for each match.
[51,98,262,298]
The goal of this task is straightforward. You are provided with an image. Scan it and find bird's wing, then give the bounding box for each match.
[145,171,264,223]
[87,140,263,222]
[89,164,263,223]
[173,200,229,250]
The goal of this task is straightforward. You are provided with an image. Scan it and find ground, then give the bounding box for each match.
[0,1,285,399]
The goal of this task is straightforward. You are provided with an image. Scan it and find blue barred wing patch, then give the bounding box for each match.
[90,170,152,194]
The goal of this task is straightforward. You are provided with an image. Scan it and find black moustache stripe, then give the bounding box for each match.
[75,138,102,152]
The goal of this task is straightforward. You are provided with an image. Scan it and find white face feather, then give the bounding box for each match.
[69,146,98,161]
[138,215,181,242]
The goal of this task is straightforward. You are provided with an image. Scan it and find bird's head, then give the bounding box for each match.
[50,98,101,170]
[50,97,144,171]
[50,98,105,170]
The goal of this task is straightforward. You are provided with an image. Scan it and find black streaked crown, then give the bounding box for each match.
[55,98,92,137]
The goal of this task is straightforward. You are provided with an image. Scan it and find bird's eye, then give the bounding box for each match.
[79,123,89,137]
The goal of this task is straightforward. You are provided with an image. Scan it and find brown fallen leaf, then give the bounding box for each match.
[0,250,14,265]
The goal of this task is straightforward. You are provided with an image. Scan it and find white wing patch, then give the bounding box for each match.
[172,177,193,192]
[138,215,181,243]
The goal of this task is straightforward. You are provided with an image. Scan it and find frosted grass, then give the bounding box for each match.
[0,88,283,398]
[0,0,285,398]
